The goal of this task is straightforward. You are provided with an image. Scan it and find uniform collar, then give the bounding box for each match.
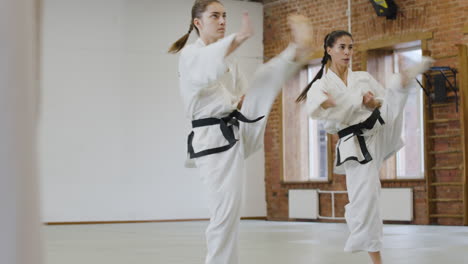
[195,38,207,47]
[326,67,353,88]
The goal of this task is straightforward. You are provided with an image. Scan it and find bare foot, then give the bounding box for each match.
[368,251,382,264]
[288,14,314,63]
[399,55,434,87]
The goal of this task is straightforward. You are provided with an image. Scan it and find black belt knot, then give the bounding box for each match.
[188,110,264,159]
[336,108,385,166]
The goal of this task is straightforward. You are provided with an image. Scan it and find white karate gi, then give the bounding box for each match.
[306,69,409,253]
[179,34,301,264]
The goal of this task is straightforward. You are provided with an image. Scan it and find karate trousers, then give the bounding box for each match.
[194,45,300,264]
[343,74,409,253]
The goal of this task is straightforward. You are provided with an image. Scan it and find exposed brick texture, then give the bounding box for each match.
[263,0,468,225]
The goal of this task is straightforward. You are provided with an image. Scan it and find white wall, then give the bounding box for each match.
[39,0,266,222]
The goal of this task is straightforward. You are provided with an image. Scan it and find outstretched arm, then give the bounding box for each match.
[226,12,254,58]
[180,12,254,90]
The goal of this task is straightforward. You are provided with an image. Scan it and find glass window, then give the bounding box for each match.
[371,47,425,179]
[394,48,425,179]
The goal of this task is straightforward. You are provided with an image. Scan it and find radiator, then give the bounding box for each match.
[288,188,413,221]
[380,188,413,221]
[288,189,319,219]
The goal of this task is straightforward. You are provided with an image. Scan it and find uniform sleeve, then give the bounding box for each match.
[305,80,331,120]
[365,71,409,99]
[233,62,248,98]
[367,73,385,98]
[179,34,237,91]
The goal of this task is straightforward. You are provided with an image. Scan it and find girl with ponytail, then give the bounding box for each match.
[296,31,351,103]
[169,1,315,263]
[297,30,433,264]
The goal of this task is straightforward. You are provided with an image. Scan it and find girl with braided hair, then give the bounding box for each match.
[297,30,433,264]
[169,1,315,263]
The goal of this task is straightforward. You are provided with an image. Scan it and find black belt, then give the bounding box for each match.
[187,110,264,159]
[336,108,385,166]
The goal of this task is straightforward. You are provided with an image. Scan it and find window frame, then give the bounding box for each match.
[281,51,334,183]
[359,32,433,182]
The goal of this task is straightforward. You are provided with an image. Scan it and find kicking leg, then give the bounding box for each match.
[240,15,314,157]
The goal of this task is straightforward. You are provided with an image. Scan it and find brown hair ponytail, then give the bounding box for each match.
[168,0,222,54]
[168,24,194,54]
[296,50,329,102]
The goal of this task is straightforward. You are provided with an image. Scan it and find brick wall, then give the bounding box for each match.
[263,0,468,225]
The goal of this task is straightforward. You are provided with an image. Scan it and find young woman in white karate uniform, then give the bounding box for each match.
[169,1,314,263]
[296,30,433,264]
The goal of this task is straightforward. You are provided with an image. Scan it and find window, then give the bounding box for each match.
[394,48,425,179]
[368,46,425,179]
[282,61,331,182]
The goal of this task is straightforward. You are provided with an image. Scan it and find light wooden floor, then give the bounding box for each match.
[44,220,468,264]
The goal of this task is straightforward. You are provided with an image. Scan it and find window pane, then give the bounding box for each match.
[369,47,425,180]
[309,119,328,180]
[395,49,425,179]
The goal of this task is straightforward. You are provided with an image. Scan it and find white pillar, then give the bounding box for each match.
[0,0,43,264]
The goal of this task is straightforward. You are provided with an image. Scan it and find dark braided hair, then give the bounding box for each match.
[296,30,353,102]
